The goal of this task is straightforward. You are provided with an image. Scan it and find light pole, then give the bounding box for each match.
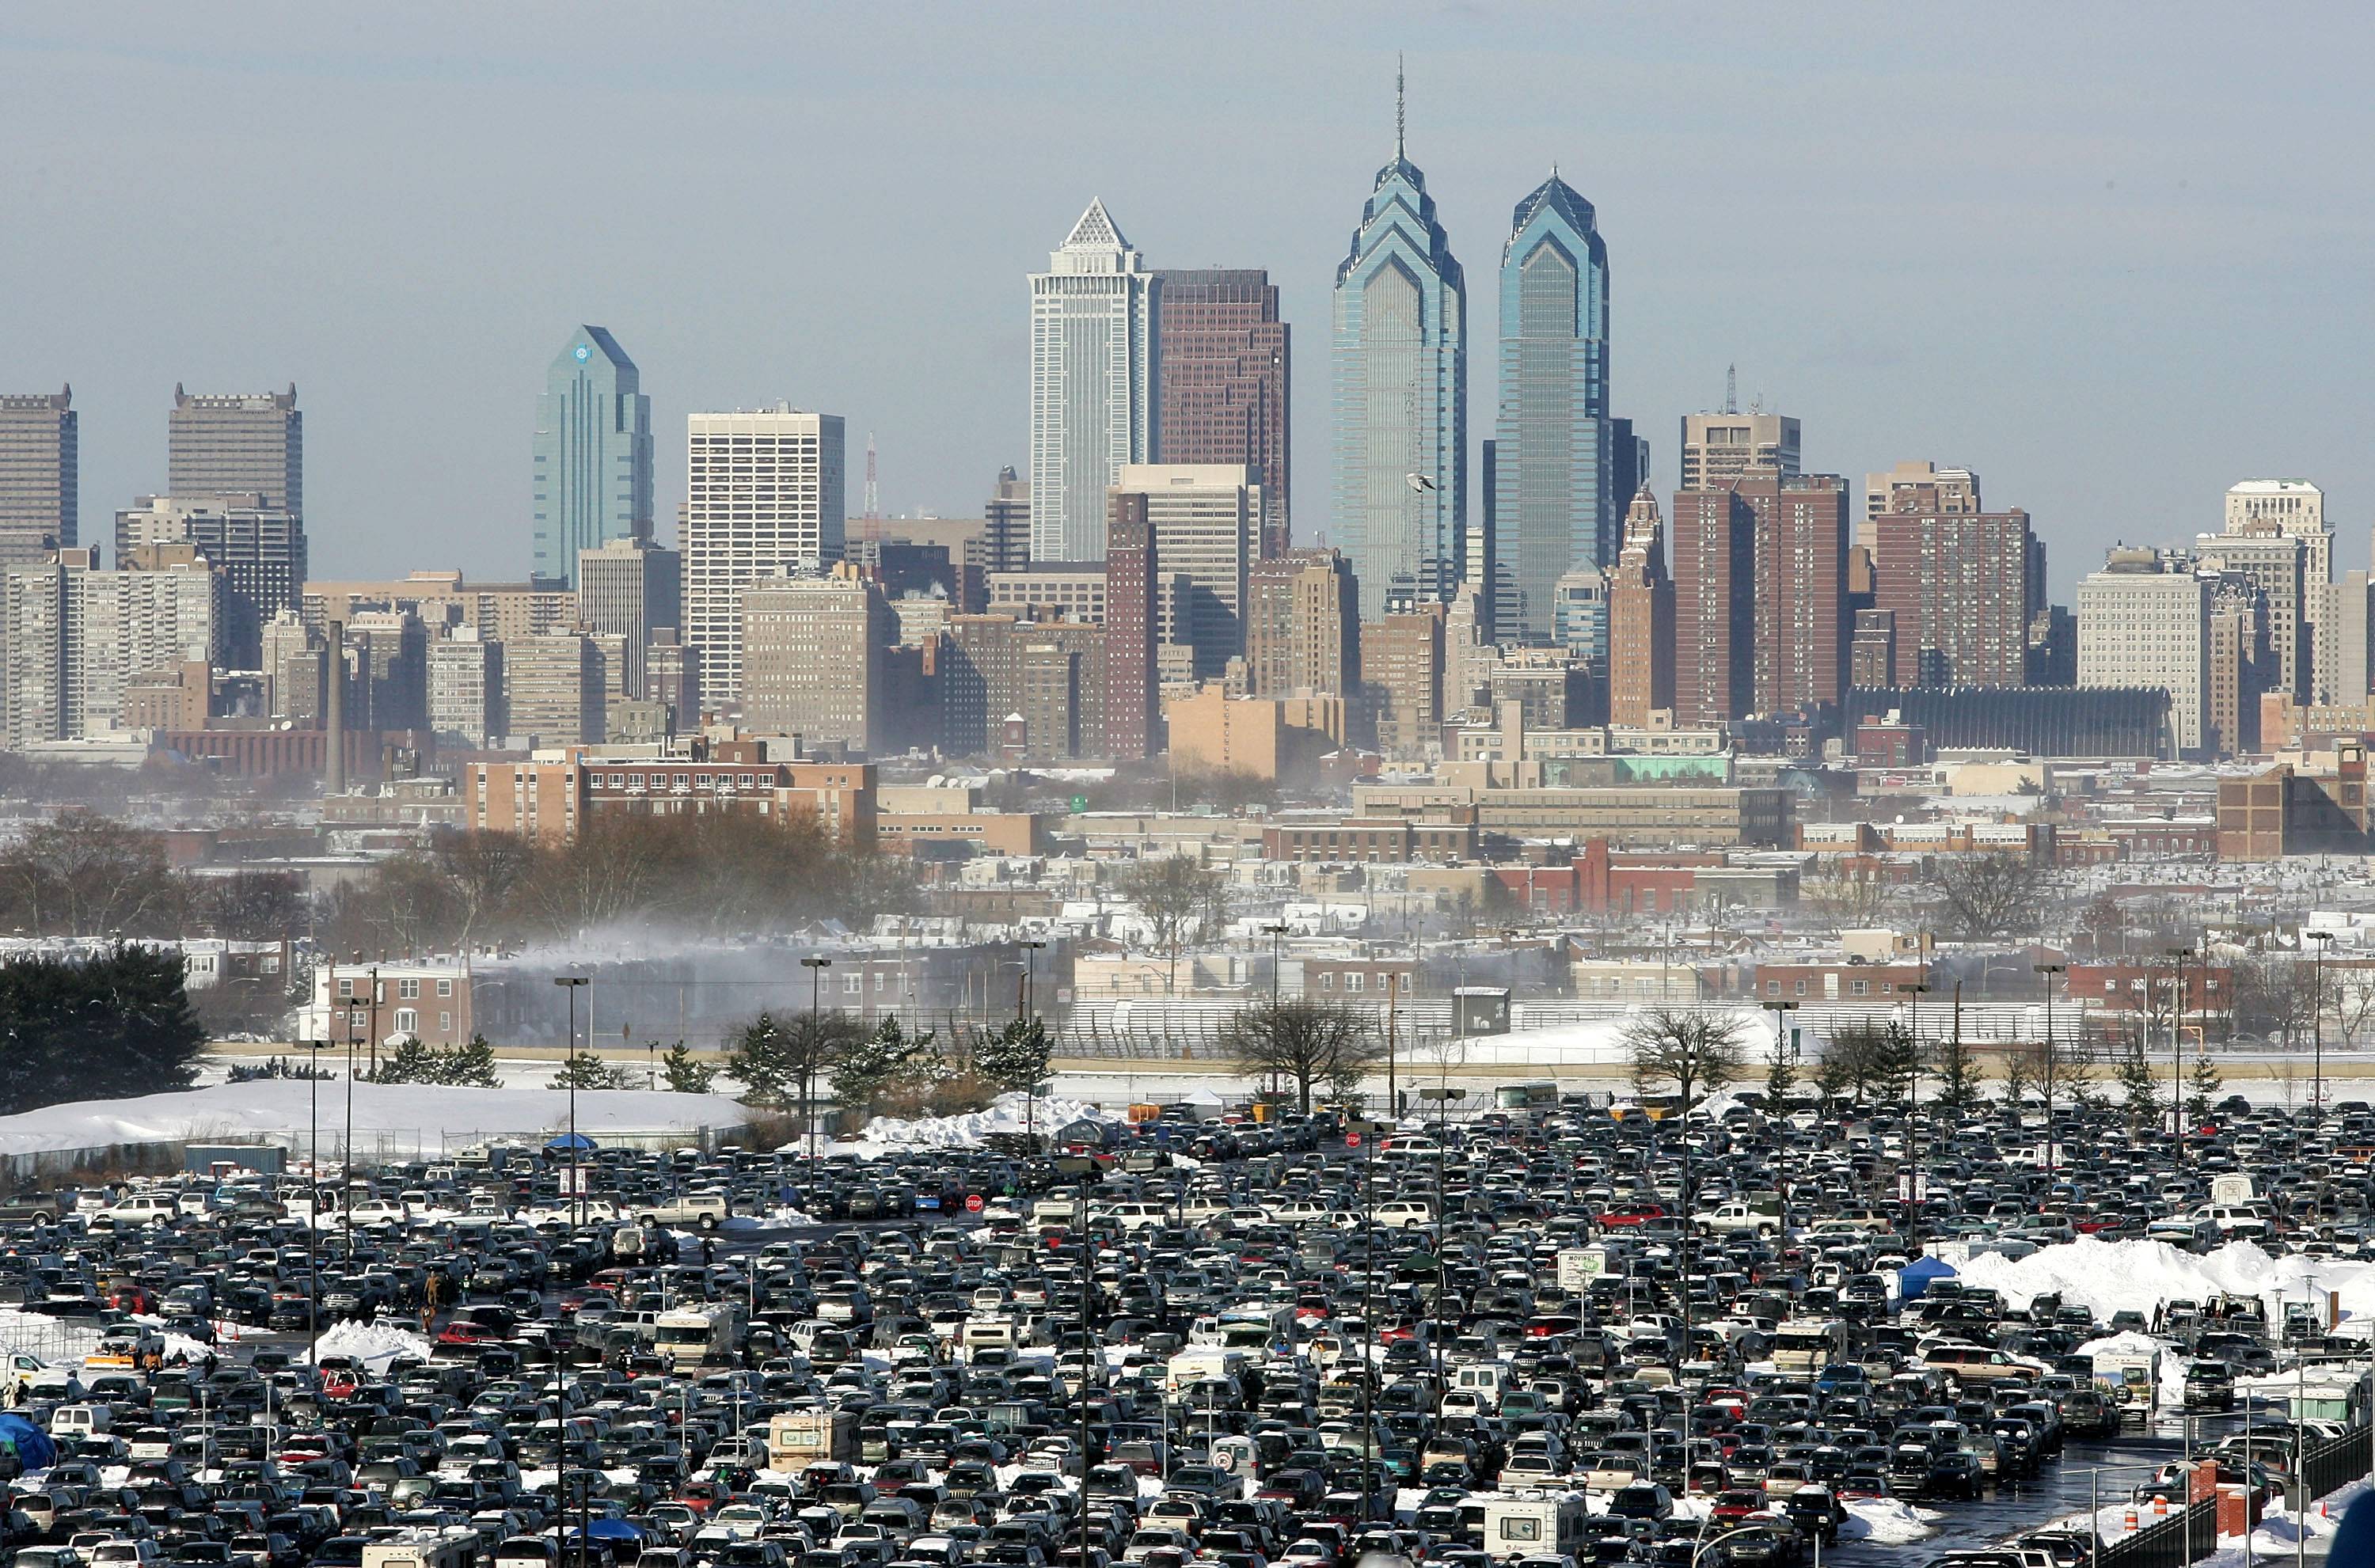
[800,957,831,1166]
[1263,924,1289,1105]
[2309,929,2333,1114]
[1020,940,1047,1156]
[343,951,370,1254]
[1902,983,1931,1242]
[1760,1000,1798,1239]
[2035,963,2066,1175]
[554,977,590,1226]
[2168,947,2193,1157]
[310,959,327,1364]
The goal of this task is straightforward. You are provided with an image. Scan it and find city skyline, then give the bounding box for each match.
[4,6,2369,594]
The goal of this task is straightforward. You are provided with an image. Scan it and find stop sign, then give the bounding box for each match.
[965,1193,984,1213]
[1347,1133,1362,1148]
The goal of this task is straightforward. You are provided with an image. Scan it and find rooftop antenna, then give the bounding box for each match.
[1396,54,1406,160]
[1724,364,1738,415]
[864,432,880,519]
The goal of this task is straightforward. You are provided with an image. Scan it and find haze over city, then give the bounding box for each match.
[8,2,2369,590]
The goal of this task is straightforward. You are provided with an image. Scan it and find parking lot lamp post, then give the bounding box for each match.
[2309,928,2333,1113]
[2035,964,2066,1175]
[1021,940,1047,1154]
[2168,948,2193,1158]
[1264,924,1289,1104]
[344,952,369,1253]
[310,961,327,1362]
[800,957,831,1165]
[1760,1000,1799,1237]
[555,977,590,1226]
[1902,983,1931,1240]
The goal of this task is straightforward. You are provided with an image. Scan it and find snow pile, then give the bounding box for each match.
[304,1319,433,1369]
[0,1080,747,1158]
[834,1092,1116,1154]
[1959,1235,2375,1324]
[0,1309,101,1362]
[1841,1498,1939,1545]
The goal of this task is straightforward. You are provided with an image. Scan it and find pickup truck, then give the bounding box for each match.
[631,1192,730,1231]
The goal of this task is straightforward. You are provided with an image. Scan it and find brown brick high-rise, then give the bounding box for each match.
[1155,269,1290,557]
[1103,494,1157,760]
[1607,489,1674,727]
[1735,473,1849,715]
[1670,487,1755,725]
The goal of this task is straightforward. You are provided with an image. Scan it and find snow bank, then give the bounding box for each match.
[1959,1236,2375,1326]
[304,1319,433,1370]
[831,1092,1115,1155]
[1842,1498,1939,1545]
[0,1080,746,1158]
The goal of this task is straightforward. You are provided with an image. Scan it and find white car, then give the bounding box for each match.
[100,1194,179,1227]
[349,1198,410,1228]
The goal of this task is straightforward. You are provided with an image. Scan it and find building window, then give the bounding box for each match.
[437,978,453,997]
[397,978,421,1000]
[1320,973,1336,990]
[439,1012,452,1032]
[393,1008,417,1034]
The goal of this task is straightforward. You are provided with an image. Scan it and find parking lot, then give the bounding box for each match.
[0,1084,2366,1568]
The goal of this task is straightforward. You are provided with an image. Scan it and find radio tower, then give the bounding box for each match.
[860,432,883,551]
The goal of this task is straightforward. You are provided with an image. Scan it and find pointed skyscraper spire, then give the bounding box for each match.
[1396,54,1406,160]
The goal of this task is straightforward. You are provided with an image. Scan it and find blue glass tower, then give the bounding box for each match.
[1332,74,1466,625]
[533,326,653,588]
[1493,173,1610,647]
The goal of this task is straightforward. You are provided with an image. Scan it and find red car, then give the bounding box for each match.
[1599,1202,1666,1228]
[1709,1490,1765,1524]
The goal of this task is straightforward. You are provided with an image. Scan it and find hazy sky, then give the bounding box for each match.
[8,3,2370,594]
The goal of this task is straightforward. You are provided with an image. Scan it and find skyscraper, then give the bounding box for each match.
[1103,496,1158,761]
[169,385,301,515]
[1493,173,1613,647]
[1030,200,1158,563]
[1678,409,1798,490]
[1333,74,1466,624]
[533,327,653,588]
[983,466,1032,574]
[1736,474,1850,716]
[1669,487,1756,726]
[2077,550,2210,755]
[1154,269,1290,556]
[577,537,680,697]
[0,389,76,566]
[681,405,845,708]
[1871,495,2040,689]
[115,493,306,668]
[1607,490,1674,727]
[1246,550,1359,702]
[739,564,893,749]
[1112,465,1256,681]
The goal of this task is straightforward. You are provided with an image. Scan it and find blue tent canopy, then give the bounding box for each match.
[0,1413,56,1469]
[545,1133,598,1152]
[1899,1255,1956,1301]
[576,1520,642,1541]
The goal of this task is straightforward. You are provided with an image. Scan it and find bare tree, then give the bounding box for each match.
[1804,868,1892,932]
[1224,1000,1383,1115]
[0,816,183,936]
[1932,854,2048,941]
[1117,855,1229,993]
[1624,1008,1747,1105]
[2335,969,2375,1054]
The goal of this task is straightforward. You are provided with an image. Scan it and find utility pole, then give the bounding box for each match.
[2035,963,2065,1175]
[2168,947,2193,1159]
[800,956,831,1166]
[554,976,590,1226]
[1902,983,1931,1242]
[1760,1000,1798,1237]
[2309,928,2332,1114]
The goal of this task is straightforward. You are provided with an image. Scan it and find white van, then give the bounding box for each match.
[101,1194,179,1227]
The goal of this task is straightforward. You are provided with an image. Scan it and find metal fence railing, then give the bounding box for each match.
[2096,1426,2370,1568]
[2097,1497,2217,1568]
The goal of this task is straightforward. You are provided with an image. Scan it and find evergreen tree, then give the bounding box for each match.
[2063,1042,2105,1114]
[2115,1039,2161,1129]
[367,1037,445,1084]
[660,1042,716,1095]
[1764,1025,1799,1108]
[727,1008,863,1108]
[975,1016,1054,1099]
[2186,1047,2223,1123]
[437,1035,501,1088]
[1931,1027,1981,1114]
[2001,1047,2032,1114]
[0,947,206,1113]
[830,1016,938,1117]
[549,1051,628,1091]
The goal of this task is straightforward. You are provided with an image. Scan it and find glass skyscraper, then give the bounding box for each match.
[533,326,652,588]
[1493,173,1611,647]
[1029,200,1158,563]
[1332,93,1465,625]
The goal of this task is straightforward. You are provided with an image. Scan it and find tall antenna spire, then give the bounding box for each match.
[1396,54,1405,159]
[1725,363,1738,415]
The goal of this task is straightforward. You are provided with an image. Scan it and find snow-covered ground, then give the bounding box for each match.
[0,1080,747,1158]
[1842,1497,1940,1545]
[1955,1236,2375,1330]
[825,1092,1115,1156]
[304,1319,433,1369]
